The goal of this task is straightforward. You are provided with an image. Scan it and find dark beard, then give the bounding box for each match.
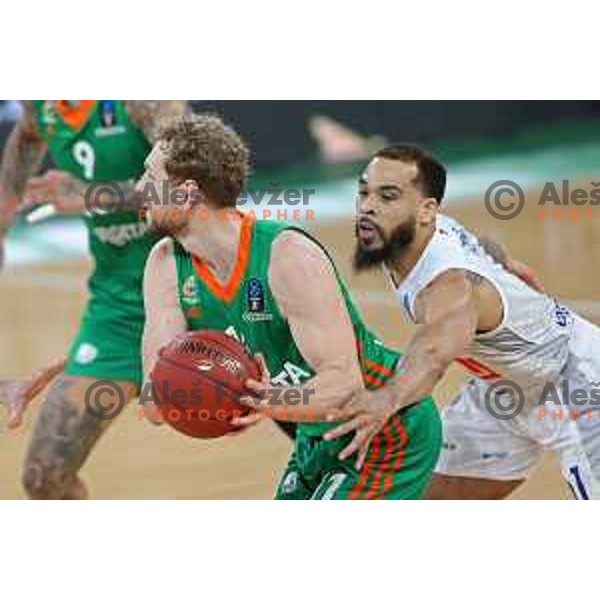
[353,217,416,272]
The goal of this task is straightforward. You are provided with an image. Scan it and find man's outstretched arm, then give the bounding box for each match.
[324,269,479,464]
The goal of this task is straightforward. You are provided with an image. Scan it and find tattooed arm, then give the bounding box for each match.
[0,101,47,267]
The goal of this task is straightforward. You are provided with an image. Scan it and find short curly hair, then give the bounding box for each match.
[158,113,250,207]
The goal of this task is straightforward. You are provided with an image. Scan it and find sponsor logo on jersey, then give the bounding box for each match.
[243,277,273,322]
[93,222,149,246]
[74,343,98,365]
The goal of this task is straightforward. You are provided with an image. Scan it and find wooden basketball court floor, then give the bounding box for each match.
[1,184,599,499]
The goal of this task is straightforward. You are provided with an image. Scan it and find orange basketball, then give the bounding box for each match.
[150,330,260,438]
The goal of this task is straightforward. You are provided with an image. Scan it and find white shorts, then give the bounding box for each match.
[436,318,600,499]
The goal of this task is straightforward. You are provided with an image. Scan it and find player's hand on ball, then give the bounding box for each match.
[234,354,271,429]
[0,358,66,429]
[323,387,398,469]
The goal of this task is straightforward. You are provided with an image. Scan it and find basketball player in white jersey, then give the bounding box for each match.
[324,144,600,499]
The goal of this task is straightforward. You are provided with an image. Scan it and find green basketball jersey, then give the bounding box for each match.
[33,101,160,328]
[173,215,402,436]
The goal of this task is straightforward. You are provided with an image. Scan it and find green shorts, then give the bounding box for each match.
[275,398,441,500]
[64,305,144,387]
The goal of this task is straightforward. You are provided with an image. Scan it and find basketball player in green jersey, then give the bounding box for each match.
[0,101,187,498]
[141,114,441,499]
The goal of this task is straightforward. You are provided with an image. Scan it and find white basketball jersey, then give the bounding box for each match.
[387,214,575,393]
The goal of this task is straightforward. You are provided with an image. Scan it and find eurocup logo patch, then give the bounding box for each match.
[99,100,117,128]
[243,278,272,322]
[247,277,265,313]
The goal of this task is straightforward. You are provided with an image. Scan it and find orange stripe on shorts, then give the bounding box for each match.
[383,416,408,496]
[362,358,394,378]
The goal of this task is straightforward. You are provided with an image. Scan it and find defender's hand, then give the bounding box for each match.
[323,386,399,469]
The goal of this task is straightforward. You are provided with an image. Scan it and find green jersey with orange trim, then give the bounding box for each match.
[33,100,160,328]
[173,215,402,436]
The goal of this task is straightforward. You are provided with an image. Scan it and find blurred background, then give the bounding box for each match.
[2,100,600,499]
[4,100,600,266]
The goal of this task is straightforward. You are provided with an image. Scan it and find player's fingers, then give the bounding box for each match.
[147,412,165,426]
[26,176,47,189]
[6,401,23,430]
[45,170,63,181]
[238,392,269,412]
[26,358,66,399]
[0,385,25,430]
[338,429,369,462]
[243,378,266,395]
[230,411,261,428]
[355,431,375,470]
[253,353,271,382]
[322,414,366,441]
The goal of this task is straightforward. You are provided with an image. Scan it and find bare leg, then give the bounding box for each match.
[22,376,137,500]
[425,473,525,499]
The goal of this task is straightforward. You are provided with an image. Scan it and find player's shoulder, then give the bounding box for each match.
[147,236,175,265]
[273,227,316,249]
[144,237,178,291]
[271,227,331,267]
[267,227,337,298]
